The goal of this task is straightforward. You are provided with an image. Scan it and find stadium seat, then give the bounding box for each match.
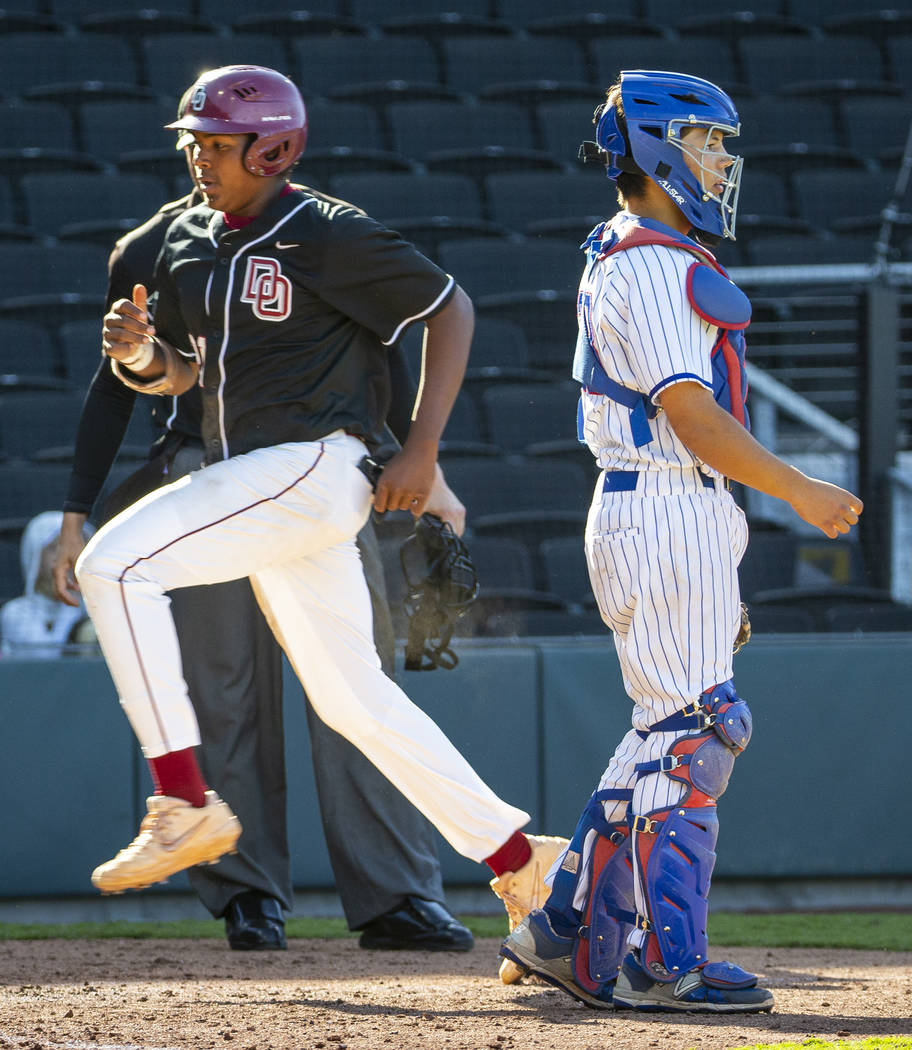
[745,231,873,266]
[437,454,589,522]
[824,602,912,632]
[792,169,897,231]
[749,585,897,632]
[291,35,442,97]
[230,11,363,39]
[499,0,640,23]
[0,391,86,460]
[645,0,784,20]
[740,35,886,92]
[440,391,485,449]
[736,95,837,150]
[0,179,16,226]
[439,36,588,94]
[437,237,581,299]
[737,527,800,600]
[331,173,480,224]
[302,100,385,153]
[465,317,532,373]
[0,462,75,529]
[538,99,606,169]
[0,537,22,603]
[592,36,738,92]
[0,243,109,299]
[735,170,791,221]
[140,33,287,95]
[21,172,164,237]
[840,96,912,159]
[539,534,592,604]
[198,0,345,18]
[0,32,139,94]
[0,321,58,379]
[0,101,76,154]
[379,12,510,41]
[484,170,610,233]
[741,603,817,634]
[60,319,103,390]
[387,100,537,161]
[480,381,581,453]
[350,0,491,20]
[467,535,537,592]
[79,97,184,164]
[54,0,192,15]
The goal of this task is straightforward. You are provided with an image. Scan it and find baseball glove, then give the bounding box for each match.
[400,513,479,671]
[733,601,751,654]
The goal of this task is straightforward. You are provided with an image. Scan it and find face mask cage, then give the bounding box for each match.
[666,120,742,240]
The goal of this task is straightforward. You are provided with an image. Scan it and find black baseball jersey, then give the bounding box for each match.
[154,186,455,463]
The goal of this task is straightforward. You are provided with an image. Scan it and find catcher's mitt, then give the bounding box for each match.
[400,514,479,671]
[733,601,751,654]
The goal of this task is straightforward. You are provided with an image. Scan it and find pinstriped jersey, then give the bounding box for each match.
[152,186,454,463]
[576,212,721,476]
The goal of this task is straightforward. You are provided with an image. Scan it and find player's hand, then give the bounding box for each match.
[423,463,466,536]
[373,444,436,518]
[789,476,863,538]
[102,284,155,362]
[52,512,89,607]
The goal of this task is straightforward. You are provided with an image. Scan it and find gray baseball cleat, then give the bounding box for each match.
[612,951,774,1013]
[500,909,614,1010]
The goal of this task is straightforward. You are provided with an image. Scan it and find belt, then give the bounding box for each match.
[602,470,719,493]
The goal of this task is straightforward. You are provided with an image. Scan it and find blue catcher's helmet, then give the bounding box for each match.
[591,70,742,241]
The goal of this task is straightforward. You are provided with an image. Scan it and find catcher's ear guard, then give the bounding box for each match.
[400,514,479,671]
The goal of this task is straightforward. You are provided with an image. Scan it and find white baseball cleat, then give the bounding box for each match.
[489,834,570,985]
[91,791,241,894]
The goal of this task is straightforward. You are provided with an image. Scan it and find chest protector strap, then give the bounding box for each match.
[573,224,751,445]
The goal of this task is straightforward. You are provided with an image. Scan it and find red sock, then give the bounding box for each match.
[484,831,531,877]
[148,747,208,807]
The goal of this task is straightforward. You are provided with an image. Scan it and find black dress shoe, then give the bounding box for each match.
[224,891,287,951]
[358,896,474,952]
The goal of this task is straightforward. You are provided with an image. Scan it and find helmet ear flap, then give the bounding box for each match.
[595,104,626,156]
[595,104,634,181]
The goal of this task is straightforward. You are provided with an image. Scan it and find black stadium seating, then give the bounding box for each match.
[0,2,908,637]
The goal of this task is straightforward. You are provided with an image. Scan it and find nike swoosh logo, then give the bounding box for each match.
[275,241,301,249]
[162,818,209,852]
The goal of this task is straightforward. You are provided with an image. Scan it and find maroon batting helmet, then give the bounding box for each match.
[166,65,307,177]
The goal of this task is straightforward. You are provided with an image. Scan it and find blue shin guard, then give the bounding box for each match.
[545,789,637,997]
[631,681,752,981]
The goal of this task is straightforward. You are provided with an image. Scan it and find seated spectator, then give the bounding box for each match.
[0,512,95,658]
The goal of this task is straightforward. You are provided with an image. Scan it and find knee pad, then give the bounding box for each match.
[544,789,636,995]
[630,680,751,979]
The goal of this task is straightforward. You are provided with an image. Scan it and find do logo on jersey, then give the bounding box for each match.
[241,257,292,321]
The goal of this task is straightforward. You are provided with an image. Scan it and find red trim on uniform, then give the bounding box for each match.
[485,830,532,877]
[148,747,208,807]
[224,183,295,229]
[117,442,327,753]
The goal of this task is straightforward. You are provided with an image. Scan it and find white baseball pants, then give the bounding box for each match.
[580,468,749,925]
[76,430,529,862]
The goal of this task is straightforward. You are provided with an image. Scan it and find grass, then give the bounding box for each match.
[731,1040,912,1050]
[0,911,910,948]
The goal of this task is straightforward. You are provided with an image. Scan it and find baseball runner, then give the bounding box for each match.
[499,70,863,1012]
[52,170,478,951]
[74,65,559,916]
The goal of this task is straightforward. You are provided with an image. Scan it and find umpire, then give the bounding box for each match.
[53,158,473,954]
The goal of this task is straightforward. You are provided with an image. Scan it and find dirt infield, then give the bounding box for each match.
[0,938,910,1050]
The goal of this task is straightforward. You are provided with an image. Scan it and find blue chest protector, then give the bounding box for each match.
[572,217,751,447]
